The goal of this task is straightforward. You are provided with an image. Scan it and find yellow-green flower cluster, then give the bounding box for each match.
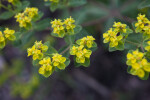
[27,41,48,60]
[103,22,128,48]
[70,36,96,64]
[38,53,66,77]
[135,14,150,36]
[15,7,38,28]
[44,0,59,3]
[145,41,150,52]
[0,28,16,49]
[126,50,150,78]
[76,36,95,48]
[51,16,76,37]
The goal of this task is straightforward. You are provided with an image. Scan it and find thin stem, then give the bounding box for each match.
[0,4,14,12]
[60,46,70,55]
[140,45,145,53]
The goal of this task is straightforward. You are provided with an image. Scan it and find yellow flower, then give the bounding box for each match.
[76,36,95,48]
[113,22,127,33]
[64,16,76,30]
[135,14,149,34]
[127,50,150,78]
[24,7,38,18]
[103,28,123,47]
[39,57,53,77]
[32,49,43,60]
[145,41,150,52]
[4,28,16,41]
[15,7,39,28]
[0,31,5,48]
[70,45,92,63]
[51,19,65,37]
[27,41,48,60]
[52,53,66,69]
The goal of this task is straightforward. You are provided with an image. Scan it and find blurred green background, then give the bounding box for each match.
[1,0,150,100]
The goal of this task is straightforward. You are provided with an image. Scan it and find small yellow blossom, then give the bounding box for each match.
[15,7,39,28]
[127,50,150,78]
[4,28,16,41]
[113,22,127,33]
[51,19,65,37]
[145,41,150,52]
[39,57,53,77]
[52,53,66,69]
[103,28,123,47]
[0,31,5,48]
[64,16,76,34]
[76,36,95,48]
[135,14,150,35]
[70,45,92,63]
[27,41,48,60]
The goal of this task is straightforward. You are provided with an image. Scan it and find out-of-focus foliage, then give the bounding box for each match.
[1,0,150,99]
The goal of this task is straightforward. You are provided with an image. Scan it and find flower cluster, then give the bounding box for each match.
[0,28,16,49]
[145,41,150,52]
[103,22,129,48]
[15,7,38,28]
[70,36,96,65]
[38,53,67,77]
[51,16,76,37]
[127,50,150,78]
[27,41,48,60]
[44,0,59,3]
[76,36,95,48]
[135,14,150,38]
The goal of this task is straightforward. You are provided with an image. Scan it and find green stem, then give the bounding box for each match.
[0,4,14,12]
[60,46,70,55]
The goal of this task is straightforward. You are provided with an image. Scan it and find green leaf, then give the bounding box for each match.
[140,71,149,80]
[44,41,57,54]
[116,41,124,51]
[32,11,44,22]
[74,25,82,34]
[32,59,39,66]
[50,3,58,12]
[126,28,133,34]
[64,58,70,67]
[16,1,30,10]
[64,35,75,45]
[75,29,90,40]
[138,0,150,9]
[68,0,87,7]
[0,11,15,20]
[34,18,51,31]
[127,66,132,74]
[109,47,117,52]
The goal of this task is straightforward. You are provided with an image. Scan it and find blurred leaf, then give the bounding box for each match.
[140,71,149,80]
[32,59,39,66]
[64,35,75,45]
[50,3,58,12]
[74,25,82,34]
[68,0,87,7]
[109,46,117,52]
[0,11,14,20]
[34,18,51,31]
[75,29,90,40]
[138,0,150,9]
[44,41,57,54]
[16,1,30,10]
[116,41,124,51]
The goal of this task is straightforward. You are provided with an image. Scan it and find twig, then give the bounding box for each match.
[60,46,70,55]
[72,69,111,98]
